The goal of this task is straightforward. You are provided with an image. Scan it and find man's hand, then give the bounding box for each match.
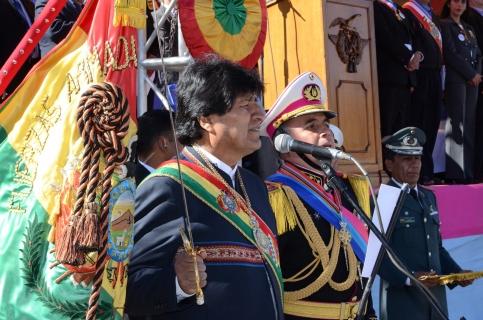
[468,74,482,87]
[457,270,474,287]
[414,271,440,288]
[406,51,423,71]
[174,248,208,294]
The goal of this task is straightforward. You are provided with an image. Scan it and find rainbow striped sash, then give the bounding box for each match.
[268,169,368,262]
[149,160,283,294]
[403,1,442,53]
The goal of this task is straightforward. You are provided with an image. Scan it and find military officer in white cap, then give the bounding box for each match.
[261,72,377,320]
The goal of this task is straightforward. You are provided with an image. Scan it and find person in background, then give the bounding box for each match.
[34,0,83,57]
[378,127,473,320]
[0,0,40,102]
[462,0,483,181]
[261,72,376,320]
[440,0,482,183]
[126,57,284,320]
[134,109,177,185]
[374,0,423,137]
[402,0,444,184]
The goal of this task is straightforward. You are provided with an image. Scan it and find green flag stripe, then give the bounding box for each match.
[0,139,119,320]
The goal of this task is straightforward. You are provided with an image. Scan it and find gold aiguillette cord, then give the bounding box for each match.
[180,226,205,305]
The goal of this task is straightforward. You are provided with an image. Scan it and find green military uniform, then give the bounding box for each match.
[379,127,462,320]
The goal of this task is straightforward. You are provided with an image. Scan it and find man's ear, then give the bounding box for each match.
[157,136,168,150]
[384,158,394,175]
[199,115,215,133]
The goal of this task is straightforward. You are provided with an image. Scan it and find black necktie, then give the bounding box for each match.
[410,188,418,200]
[410,188,423,208]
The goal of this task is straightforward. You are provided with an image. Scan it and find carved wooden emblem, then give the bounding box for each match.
[328,14,369,73]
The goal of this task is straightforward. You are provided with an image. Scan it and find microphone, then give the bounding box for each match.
[274,133,353,161]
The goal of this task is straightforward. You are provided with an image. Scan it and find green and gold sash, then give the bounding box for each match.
[147,160,284,295]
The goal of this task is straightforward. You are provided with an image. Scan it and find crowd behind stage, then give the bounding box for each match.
[375,0,483,185]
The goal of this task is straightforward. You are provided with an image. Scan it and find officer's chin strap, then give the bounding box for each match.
[297,152,326,170]
[317,161,449,320]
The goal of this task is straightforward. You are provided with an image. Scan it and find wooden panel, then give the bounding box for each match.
[263,0,383,182]
[324,0,382,173]
[336,81,369,153]
[262,0,327,108]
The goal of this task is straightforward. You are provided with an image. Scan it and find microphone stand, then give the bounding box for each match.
[356,182,408,319]
[318,161,449,320]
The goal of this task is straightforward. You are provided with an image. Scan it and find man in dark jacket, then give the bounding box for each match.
[0,0,39,102]
[374,0,423,137]
[35,0,83,56]
[126,57,284,319]
[402,0,444,184]
[379,127,472,320]
[133,109,176,185]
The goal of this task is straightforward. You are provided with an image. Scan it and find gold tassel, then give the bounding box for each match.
[76,202,100,252]
[55,215,85,265]
[268,183,298,235]
[113,0,146,29]
[348,174,371,218]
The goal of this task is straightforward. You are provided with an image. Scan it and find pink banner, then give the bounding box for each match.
[430,184,483,239]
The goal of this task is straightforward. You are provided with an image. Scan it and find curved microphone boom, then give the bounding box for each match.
[274,133,353,161]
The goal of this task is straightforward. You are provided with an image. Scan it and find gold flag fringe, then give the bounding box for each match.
[114,0,146,29]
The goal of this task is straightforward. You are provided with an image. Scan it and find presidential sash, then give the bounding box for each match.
[378,0,406,21]
[403,0,443,53]
[268,165,368,262]
[147,160,284,294]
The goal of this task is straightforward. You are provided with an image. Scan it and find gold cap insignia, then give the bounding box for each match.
[303,84,321,101]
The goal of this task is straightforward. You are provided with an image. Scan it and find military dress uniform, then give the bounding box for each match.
[261,73,376,320]
[126,146,284,320]
[378,128,462,320]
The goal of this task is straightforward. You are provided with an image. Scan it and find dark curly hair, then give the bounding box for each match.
[136,109,173,158]
[175,56,264,145]
[440,0,466,18]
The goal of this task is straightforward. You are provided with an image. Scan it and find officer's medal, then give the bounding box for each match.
[217,190,238,214]
[339,221,352,270]
[250,216,278,265]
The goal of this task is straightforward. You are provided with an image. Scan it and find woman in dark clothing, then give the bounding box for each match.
[441,0,482,183]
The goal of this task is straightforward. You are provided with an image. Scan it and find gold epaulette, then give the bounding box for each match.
[347,174,371,218]
[266,181,299,235]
